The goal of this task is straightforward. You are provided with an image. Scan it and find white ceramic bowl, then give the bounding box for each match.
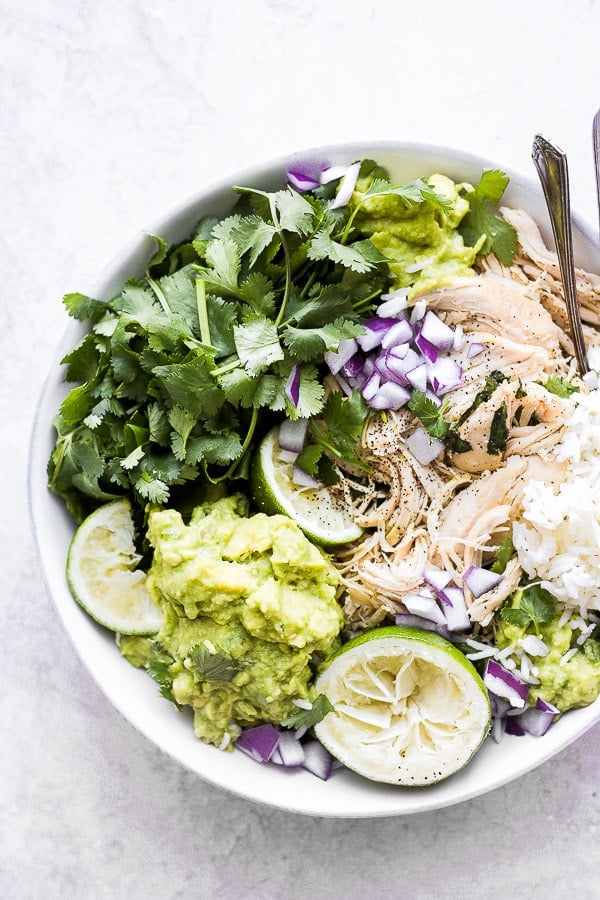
[29,141,600,817]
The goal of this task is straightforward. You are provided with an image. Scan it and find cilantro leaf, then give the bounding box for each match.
[544,375,580,398]
[233,316,284,375]
[408,391,450,440]
[187,643,247,682]
[459,170,518,265]
[282,318,364,363]
[500,584,556,634]
[491,536,515,574]
[281,694,335,729]
[308,231,381,273]
[487,403,509,455]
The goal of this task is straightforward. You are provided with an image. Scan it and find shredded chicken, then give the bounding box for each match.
[332,209,598,634]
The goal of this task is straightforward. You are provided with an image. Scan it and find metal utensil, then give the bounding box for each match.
[592,108,600,238]
[532,133,589,375]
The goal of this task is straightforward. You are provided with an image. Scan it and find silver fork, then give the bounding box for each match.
[532,133,589,375]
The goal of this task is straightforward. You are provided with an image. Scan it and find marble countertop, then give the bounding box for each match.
[5,0,600,896]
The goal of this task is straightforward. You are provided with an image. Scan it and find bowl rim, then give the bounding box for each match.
[28,139,600,817]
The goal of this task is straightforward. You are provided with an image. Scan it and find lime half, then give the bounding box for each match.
[314,626,491,786]
[250,426,362,547]
[66,498,163,635]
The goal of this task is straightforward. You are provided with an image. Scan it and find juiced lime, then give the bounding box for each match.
[250,426,362,547]
[66,498,163,635]
[314,626,491,785]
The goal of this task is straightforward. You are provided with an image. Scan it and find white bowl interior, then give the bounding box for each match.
[29,141,600,817]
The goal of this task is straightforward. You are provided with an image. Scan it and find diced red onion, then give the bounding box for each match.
[301,740,334,780]
[439,585,471,632]
[334,374,353,397]
[402,590,447,626]
[462,565,504,599]
[483,660,530,708]
[504,718,526,737]
[490,695,511,719]
[278,448,299,464]
[467,341,487,358]
[377,290,409,317]
[419,310,455,351]
[427,356,463,394]
[368,381,411,411]
[236,724,280,762]
[405,362,428,393]
[279,418,308,452]
[405,427,444,465]
[380,318,414,350]
[362,355,375,379]
[518,698,559,737]
[320,164,348,184]
[361,371,381,402]
[271,731,306,767]
[285,364,301,409]
[386,347,421,376]
[292,466,322,489]
[423,568,453,594]
[414,332,440,364]
[287,170,321,192]
[394,613,455,641]
[341,352,365,379]
[356,317,399,352]
[324,338,359,375]
[330,162,361,210]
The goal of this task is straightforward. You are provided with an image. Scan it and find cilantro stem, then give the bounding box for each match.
[195,279,212,346]
[203,407,259,484]
[146,276,171,316]
[213,357,241,377]
[268,196,292,328]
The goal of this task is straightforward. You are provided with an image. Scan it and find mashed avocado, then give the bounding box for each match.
[119,495,344,747]
[353,174,480,297]
[495,615,600,713]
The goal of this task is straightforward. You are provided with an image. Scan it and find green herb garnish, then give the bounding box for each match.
[487,403,509,455]
[187,643,247,683]
[459,170,518,265]
[281,694,335,729]
[500,584,556,634]
[491,536,515,574]
[544,375,580,398]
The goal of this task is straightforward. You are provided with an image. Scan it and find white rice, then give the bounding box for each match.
[513,383,600,615]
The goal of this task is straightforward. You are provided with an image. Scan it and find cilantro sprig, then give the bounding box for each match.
[500,584,556,634]
[459,170,518,265]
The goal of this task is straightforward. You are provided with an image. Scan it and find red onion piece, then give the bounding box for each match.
[394,613,456,641]
[272,731,306,767]
[467,341,487,358]
[292,466,322,489]
[341,352,365,379]
[320,164,348,184]
[330,162,361,210]
[278,448,299,464]
[287,170,321,192]
[419,310,455,350]
[483,660,530,708]
[462,565,504,599]
[402,590,447,625]
[386,346,421,376]
[380,318,414,350]
[505,718,526,737]
[236,724,280,762]
[490,695,511,719]
[334,374,353,397]
[361,371,381,402]
[285,364,301,409]
[279,418,308,452]
[301,740,334,780]
[518,698,559,737]
[405,362,428,393]
[439,585,471,632]
[324,337,359,375]
[405,427,445,465]
[426,356,463,394]
[368,381,411,411]
[423,568,453,594]
[356,317,399,352]
[414,332,440,364]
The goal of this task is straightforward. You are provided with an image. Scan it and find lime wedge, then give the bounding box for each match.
[314,626,491,785]
[66,498,163,635]
[250,426,362,547]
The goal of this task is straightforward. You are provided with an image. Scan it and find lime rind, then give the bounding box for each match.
[66,498,163,635]
[314,626,491,786]
[250,426,363,547]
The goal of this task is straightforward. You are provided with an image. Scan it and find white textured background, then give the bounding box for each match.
[4,0,600,897]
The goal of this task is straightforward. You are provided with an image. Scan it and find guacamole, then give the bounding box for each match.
[119,495,344,747]
[354,174,480,297]
[496,616,600,713]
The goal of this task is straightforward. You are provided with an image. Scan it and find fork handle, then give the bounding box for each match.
[532,134,589,375]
